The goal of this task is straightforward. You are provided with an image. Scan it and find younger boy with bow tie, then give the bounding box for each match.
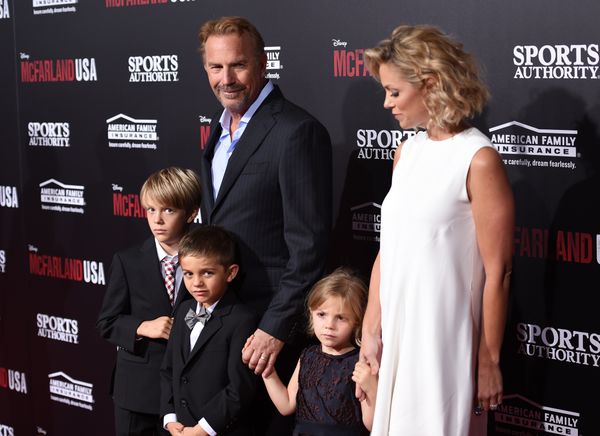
[160,225,259,436]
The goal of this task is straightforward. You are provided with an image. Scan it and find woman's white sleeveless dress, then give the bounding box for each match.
[372,128,491,436]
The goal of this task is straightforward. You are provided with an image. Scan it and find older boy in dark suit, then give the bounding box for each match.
[97,167,202,436]
[160,225,258,436]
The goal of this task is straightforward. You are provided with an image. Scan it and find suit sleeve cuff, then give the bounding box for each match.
[163,413,178,430]
[199,418,217,435]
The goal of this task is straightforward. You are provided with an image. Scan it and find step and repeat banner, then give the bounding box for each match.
[1,1,599,434]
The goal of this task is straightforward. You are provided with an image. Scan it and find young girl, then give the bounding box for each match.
[259,268,374,435]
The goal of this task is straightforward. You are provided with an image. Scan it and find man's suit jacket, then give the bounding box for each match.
[199,85,332,342]
[96,236,191,414]
[160,291,259,435]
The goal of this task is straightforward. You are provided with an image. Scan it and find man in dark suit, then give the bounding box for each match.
[197,16,332,433]
[97,167,202,436]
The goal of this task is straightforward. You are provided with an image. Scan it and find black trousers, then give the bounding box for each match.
[114,404,169,436]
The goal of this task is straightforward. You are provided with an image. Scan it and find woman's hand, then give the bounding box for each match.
[476,359,503,412]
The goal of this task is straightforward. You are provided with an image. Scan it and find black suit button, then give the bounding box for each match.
[180,399,187,407]
[182,377,188,384]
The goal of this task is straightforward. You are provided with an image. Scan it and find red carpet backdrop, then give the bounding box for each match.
[1,1,599,434]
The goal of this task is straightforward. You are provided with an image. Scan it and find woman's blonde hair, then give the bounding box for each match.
[306,267,368,345]
[365,25,489,132]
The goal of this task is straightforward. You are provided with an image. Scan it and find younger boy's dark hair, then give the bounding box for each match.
[178,225,236,267]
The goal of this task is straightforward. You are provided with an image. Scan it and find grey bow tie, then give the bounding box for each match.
[184,307,211,330]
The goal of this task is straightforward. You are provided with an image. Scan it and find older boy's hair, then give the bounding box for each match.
[306,267,368,345]
[140,167,201,213]
[178,225,237,267]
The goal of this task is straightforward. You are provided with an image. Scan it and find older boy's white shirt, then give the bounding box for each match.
[163,300,220,436]
[154,238,183,302]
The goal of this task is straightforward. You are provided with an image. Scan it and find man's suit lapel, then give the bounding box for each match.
[140,237,172,310]
[210,87,285,217]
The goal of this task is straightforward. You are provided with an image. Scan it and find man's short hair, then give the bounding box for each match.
[178,225,237,267]
[140,167,201,213]
[198,16,265,59]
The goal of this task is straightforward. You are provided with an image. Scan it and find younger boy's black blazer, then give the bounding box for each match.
[96,236,190,414]
[160,290,259,435]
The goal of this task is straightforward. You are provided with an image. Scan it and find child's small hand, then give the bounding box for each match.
[166,421,184,435]
[137,316,173,340]
[353,361,377,397]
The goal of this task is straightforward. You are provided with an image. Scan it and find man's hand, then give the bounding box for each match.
[136,316,173,340]
[241,328,284,376]
[181,425,208,436]
[166,421,184,436]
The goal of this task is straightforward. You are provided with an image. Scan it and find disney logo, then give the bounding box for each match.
[20,52,30,60]
[112,184,123,192]
[199,116,212,123]
[28,244,38,252]
[332,39,348,48]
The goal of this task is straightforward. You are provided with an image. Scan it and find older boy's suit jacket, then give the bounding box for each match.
[199,85,332,343]
[160,291,259,435]
[96,236,191,414]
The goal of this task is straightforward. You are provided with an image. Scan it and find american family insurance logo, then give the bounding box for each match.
[0,185,19,208]
[494,394,581,435]
[490,121,578,170]
[48,372,94,411]
[105,0,195,8]
[39,178,85,214]
[32,0,77,15]
[28,121,70,147]
[112,183,146,218]
[198,115,211,150]
[107,113,159,150]
[356,128,416,160]
[332,38,371,78]
[0,0,10,19]
[351,202,381,242]
[513,44,599,79]
[265,46,283,80]
[517,322,600,368]
[128,55,179,82]
[0,367,28,394]
[20,53,97,83]
[37,313,79,344]
[28,244,106,285]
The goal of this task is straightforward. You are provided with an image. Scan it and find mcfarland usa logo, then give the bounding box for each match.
[0,185,19,208]
[106,0,195,8]
[517,322,600,368]
[265,46,283,80]
[112,183,146,218]
[32,0,77,15]
[332,38,370,78]
[128,54,178,82]
[28,244,106,285]
[0,367,28,394]
[493,394,581,435]
[107,113,159,150]
[0,0,10,19]
[20,52,97,83]
[39,178,85,214]
[514,226,600,264]
[37,313,79,344]
[48,371,94,411]
[490,121,578,170]
[513,43,599,79]
[356,128,416,160]
[28,121,70,147]
[351,202,381,242]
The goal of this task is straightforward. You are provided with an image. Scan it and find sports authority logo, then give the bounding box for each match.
[0,0,10,19]
[490,121,578,169]
[28,245,106,285]
[105,0,195,8]
[107,113,159,150]
[112,183,146,218]
[37,313,79,344]
[0,424,14,436]
[515,226,600,264]
[513,44,599,79]
[48,372,94,411]
[32,0,77,15]
[39,178,85,214]
[356,128,416,160]
[0,185,19,208]
[199,115,211,150]
[351,202,381,242]
[494,394,581,435]
[20,53,97,83]
[516,323,600,368]
[265,46,282,80]
[128,55,178,82]
[28,121,70,147]
[332,38,370,77]
[0,367,28,394]
[0,250,6,273]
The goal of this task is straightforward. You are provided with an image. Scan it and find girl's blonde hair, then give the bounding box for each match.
[365,25,489,132]
[306,267,368,345]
